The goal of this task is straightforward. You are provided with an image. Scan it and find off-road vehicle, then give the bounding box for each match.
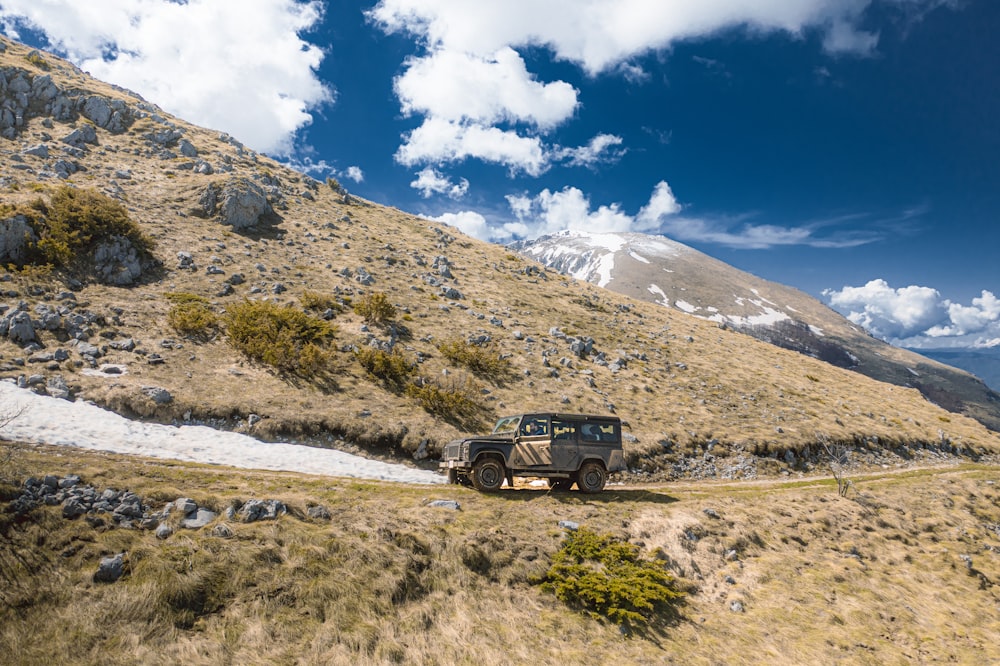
[440,413,626,492]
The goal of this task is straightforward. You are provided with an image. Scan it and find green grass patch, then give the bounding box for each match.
[165,293,218,338]
[353,291,396,325]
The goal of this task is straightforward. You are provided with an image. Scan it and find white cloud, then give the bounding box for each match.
[370,0,949,177]
[553,133,625,168]
[824,281,1000,347]
[410,167,469,199]
[370,1,933,72]
[0,0,333,156]
[396,117,548,175]
[426,210,490,239]
[344,166,365,183]
[395,47,578,129]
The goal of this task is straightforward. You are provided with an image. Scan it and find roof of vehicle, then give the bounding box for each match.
[504,413,620,422]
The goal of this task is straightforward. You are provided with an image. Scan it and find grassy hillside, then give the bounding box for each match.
[2,445,999,665]
[0,36,996,481]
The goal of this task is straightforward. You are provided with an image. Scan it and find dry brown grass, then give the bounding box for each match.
[1,446,999,665]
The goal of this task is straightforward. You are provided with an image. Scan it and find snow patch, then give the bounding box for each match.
[627,250,650,264]
[675,300,698,314]
[647,284,669,307]
[0,382,444,485]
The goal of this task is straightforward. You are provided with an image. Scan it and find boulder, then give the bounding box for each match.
[0,215,38,264]
[196,178,272,230]
[91,235,145,286]
[94,553,127,583]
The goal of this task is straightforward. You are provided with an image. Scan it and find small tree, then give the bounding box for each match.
[821,438,854,497]
[353,292,396,325]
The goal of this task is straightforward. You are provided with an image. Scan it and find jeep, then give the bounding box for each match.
[439,413,626,493]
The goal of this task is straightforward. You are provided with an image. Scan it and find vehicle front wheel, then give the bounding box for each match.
[576,462,607,493]
[472,457,505,492]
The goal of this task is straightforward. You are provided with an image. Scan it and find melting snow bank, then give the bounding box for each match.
[0,381,445,485]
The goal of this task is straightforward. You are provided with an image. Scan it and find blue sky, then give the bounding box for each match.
[1,0,997,350]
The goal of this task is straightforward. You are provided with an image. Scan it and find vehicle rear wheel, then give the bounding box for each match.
[472,457,505,492]
[576,462,607,493]
[547,478,574,491]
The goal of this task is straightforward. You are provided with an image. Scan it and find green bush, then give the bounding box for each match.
[405,377,485,427]
[301,290,343,313]
[25,51,51,71]
[354,292,396,325]
[166,293,218,337]
[31,186,152,266]
[534,528,684,631]
[356,347,414,390]
[438,338,511,378]
[224,300,337,376]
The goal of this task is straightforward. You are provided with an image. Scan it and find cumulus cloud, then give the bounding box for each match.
[344,166,365,183]
[410,167,469,199]
[370,0,949,176]
[395,47,578,129]
[824,280,1000,347]
[426,210,490,239]
[0,0,333,156]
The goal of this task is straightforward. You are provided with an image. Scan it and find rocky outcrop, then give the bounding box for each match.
[195,178,274,230]
[1,66,134,139]
[0,214,38,264]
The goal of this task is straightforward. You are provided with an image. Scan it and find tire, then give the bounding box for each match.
[576,461,607,493]
[547,478,574,491]
[472,457,505,492]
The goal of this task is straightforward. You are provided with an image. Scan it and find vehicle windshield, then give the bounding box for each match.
[491,416,521,434]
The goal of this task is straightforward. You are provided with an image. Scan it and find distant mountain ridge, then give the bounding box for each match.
[911,347,1000,394]
[511,229,1000,431]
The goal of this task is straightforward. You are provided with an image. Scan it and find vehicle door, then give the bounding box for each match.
[549,418,579,469]
[512,416,552,466]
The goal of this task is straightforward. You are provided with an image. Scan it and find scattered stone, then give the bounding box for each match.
[427,499,461,511]
[558,520,580,531]
[94,553,127,583]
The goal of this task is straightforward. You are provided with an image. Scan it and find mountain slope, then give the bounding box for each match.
[911,347,1000,394]
[0,37,997,478]
[511,230,1000,432]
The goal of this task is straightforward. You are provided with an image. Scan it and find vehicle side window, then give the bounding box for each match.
[551,420,576,441]
[521,418,548,436]
[582,422,619,443]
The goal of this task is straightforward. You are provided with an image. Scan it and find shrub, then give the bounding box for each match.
[354,292,396,325]
[534,528,684,632]
[438,338,511,379]
[300,290,343,314]
[405,377,486,428]
[224,300,337,376]
[31,186,152,267]
[25,51,51,71]
[356,347,414,390]
[166,293,218,337]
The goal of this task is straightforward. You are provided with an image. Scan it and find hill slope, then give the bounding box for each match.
[2,445,999,665]
[511,229,1000,432]
[0,36,997,481]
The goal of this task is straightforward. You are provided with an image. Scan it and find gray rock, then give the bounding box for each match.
[181,508,218,529]
[155,523,173,540]
[238,499,287,522]
[178,139,198,157]
[6,311,35,345]
[94,553,127,583]
[428,499,461,511]
[197,178,273,230]
[558,520,580,531]
[307,505,331,520]
[0,214,38,264]
[91,235,145,285]
[174,497,198,516]
[23,144,49,158]
[142,386,172,405]
[61,125,97,147]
